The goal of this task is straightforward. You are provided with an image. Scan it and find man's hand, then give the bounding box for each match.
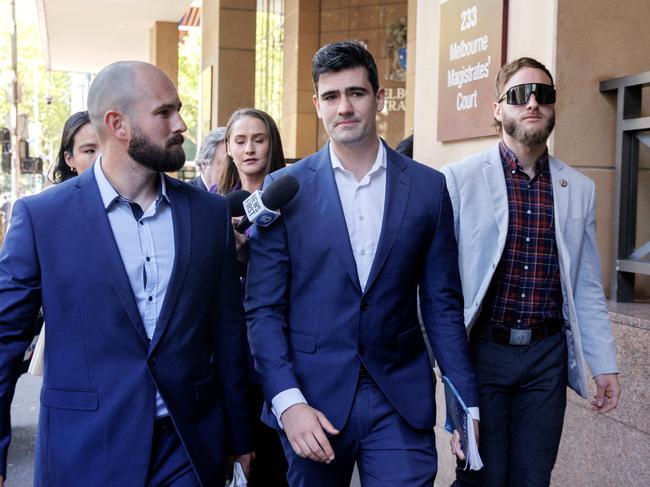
[450,419,479,460]
[235,451,255,479]
[591,373,621,414]
[281,403,339,463]
[231,217,249,263]
[0,474,4,487]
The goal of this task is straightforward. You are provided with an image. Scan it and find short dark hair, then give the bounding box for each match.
[218,108,286,195]
[494,57,555,131]
[495,57,554,101]
[49,111,91,184]
[311,40,379,94]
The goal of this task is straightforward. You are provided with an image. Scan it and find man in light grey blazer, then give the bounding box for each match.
[442,57,621,487]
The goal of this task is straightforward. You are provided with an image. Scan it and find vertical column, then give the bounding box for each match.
[149,21,179,86]
[202,0,257,127]
[404,0,417,137]
[281,0,320,159]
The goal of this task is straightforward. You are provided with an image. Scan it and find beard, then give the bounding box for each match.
[127,128,186,172]
[502,111,555,146]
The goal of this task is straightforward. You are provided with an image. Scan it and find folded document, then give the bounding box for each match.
[443,375,483,470]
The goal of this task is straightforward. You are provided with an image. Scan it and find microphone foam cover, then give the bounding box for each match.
[225,189,251,218]
[261,174,299,210]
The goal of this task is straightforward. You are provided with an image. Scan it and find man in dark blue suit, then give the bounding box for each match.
[246,41,478,486]
[0,61,252,486]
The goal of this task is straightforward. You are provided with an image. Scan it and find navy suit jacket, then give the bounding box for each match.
[0,168,251,486]
[246,142,478,431]
[190,175,208,191]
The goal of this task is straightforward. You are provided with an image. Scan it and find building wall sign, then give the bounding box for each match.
[437,0,506,141]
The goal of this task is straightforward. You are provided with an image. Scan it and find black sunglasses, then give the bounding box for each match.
[498,83,556,105]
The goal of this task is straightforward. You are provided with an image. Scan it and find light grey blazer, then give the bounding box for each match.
[441,144,618,397]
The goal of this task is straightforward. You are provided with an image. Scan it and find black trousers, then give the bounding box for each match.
[455,331,567,487]
[247,384,289,487]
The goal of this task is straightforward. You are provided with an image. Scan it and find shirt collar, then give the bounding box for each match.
[329,138,387,176]
[93,155,170,210]
[498,140,549,176]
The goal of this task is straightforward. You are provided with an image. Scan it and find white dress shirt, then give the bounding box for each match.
[271,141,386,424]
[94,159,175,418]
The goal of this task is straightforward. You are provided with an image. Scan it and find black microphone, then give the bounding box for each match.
[224,190,250,218]
[235,174,299,233]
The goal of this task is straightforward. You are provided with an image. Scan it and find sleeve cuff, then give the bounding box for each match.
[271,388,307,429]
[468,407,480,421]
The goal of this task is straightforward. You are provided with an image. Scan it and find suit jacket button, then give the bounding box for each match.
[360,301,369,311]
[148,356,157,366]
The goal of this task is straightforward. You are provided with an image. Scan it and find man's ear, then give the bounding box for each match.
[105,110,129,140]
[376,87,386,113]
[493,101,502,123]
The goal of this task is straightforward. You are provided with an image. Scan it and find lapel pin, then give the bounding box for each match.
[560,179,568,187]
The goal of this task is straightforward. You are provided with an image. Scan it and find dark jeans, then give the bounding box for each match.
[455,331,567,487]
[248,385,289,486]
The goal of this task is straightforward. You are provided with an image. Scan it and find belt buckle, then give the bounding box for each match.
[509,329,532,345]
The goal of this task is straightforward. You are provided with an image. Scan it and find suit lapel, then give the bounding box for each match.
[75,169,149,346]
[482,145,509,249]
[363,146,409,294]
[311,145,362,294]
[549,157,569,236]
[150,177,192,351]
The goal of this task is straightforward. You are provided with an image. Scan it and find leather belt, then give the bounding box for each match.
[476,319,563,346]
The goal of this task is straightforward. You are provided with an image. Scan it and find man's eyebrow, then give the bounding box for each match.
[319,89,340,98]
[345,86,369,93]
[155,101,182,112]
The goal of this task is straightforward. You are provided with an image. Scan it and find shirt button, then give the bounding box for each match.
[517,319,522,324]
[526,237,531,242]
[148,296,153,302]
[524,265,529,270]
[359,215,364,221]
[511,169,516,174]
[146,257,151,262]
[360,249,366,256]
[527,209,532,215]
[521,293,526,298]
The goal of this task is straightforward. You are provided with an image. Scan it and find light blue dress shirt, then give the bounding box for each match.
[94,159,175,417]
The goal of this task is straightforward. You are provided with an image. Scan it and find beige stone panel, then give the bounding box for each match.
[298,9,321,34]
[215,49,256,125]
[280,112,297,158]
[350,5,380,30]
[324,0,351,9]
[320,9,350,32]
[552,399,650,486]
[319,32,350,46]
[404,0,416,137]
[149,21,178,86]
[554,0,650,167]
[506,0,556,65]
[379,3,407,28]
[202,0,220,69]
[579,168,615,296]
[219,0,256,10]
[352,0,380,6]
[283,89,316,117]
[297,37,321,88]
[218,9,256,50]
[295,112,320,157]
